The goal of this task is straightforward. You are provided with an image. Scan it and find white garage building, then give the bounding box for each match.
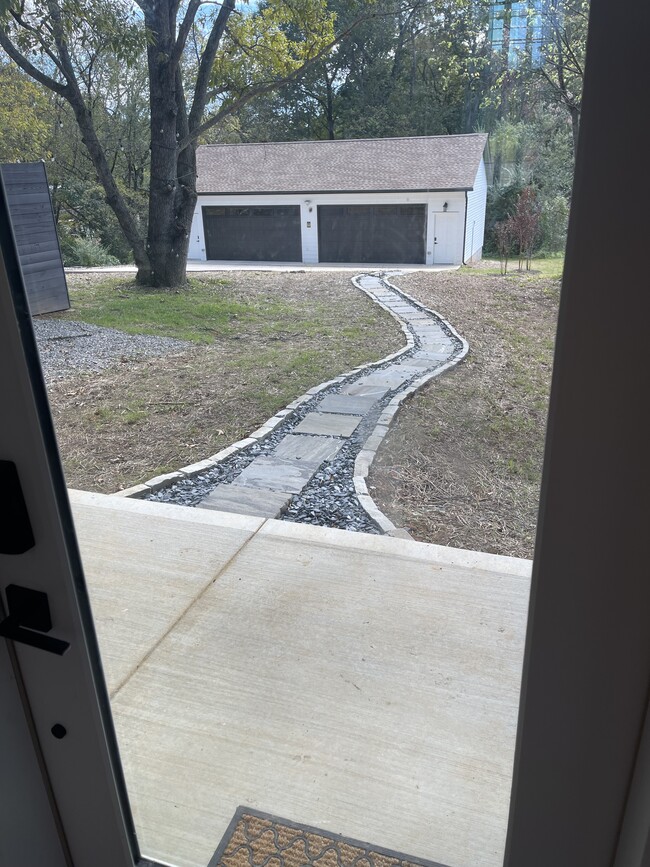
[189,133,488,266]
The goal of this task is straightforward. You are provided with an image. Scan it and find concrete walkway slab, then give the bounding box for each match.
[70,490,262,695]
[273,434,343,465]
[198,485,293,518]
[234,456,313,493]
[293,412,361,437]
[73,492,531,867]
[317,393,379,415]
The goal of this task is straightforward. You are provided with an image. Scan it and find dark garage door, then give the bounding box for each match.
[203,205,302,261]
[318,204,426,264]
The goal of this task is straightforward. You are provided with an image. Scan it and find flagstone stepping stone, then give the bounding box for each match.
[293,412,361,437]
[318,393,379,415]
[273,434,343,465]
[407,355,448,368]
[415,346,455,358]
[198,485,292,518]
[353,366,423,389]
[234,456,313,492]
[340,381,390,398]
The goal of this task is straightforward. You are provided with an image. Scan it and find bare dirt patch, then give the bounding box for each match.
[46,270,402,493]
[368,268,560,558]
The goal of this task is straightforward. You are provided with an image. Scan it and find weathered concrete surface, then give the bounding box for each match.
[70,490,531,867]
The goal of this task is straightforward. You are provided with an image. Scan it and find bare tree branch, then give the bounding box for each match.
[171,0,201,68]
[188,0,235,132]
[0,27,67,94]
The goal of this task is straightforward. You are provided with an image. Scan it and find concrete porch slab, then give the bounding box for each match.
[69,491,531,867]
[69,490,263,695]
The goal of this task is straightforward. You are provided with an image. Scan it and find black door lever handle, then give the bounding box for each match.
[0,585,70,655]
[0,615,70,655]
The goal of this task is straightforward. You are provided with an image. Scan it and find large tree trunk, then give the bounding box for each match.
[325,73,335,139]
[142,10,194,287]
[139,0,234,287]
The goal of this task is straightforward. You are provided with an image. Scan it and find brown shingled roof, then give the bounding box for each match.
[196,134,487,194]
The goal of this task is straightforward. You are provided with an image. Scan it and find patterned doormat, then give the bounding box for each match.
[208,807,450,867]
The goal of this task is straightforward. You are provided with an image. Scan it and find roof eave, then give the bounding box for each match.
[196,187,473,196]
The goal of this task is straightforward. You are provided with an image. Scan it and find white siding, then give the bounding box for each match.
[464,157,488,263]
[191,190,468,265]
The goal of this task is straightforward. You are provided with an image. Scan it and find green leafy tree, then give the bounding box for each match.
[44,56,150,263]
[0,0,339,286]
[0,62,51,162]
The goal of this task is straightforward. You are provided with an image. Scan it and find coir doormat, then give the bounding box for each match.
[208,807,450,867]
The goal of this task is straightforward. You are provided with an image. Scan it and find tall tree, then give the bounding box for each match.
[537,0,588,157]
[0,0,337,286]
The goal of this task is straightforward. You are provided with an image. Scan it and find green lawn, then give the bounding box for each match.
[57,277,306,343]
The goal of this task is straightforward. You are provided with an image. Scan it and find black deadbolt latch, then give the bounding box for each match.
[0,460,35,555]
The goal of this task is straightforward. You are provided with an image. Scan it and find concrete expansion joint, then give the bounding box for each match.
[116,272,468,538]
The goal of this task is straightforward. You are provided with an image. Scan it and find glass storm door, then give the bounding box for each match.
[1,1,649,864]
[0,177,142,867]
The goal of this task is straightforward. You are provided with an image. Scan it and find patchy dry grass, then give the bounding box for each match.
[368,267,561,558]
[46,271,402,493]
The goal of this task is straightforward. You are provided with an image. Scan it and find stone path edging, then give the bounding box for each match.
[114,275,417,500]
[350,274,469,537]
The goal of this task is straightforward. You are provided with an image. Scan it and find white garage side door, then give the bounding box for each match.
[433,212,459,264]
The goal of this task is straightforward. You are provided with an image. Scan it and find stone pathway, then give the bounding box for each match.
[145,272,468,532]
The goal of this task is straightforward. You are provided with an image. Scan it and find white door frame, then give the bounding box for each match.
[503,0,650,863]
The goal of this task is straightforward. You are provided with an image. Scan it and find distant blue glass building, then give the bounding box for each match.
[487,0,559,67]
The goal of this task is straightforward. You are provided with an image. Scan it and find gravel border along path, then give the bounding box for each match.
[124,272,468,537]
